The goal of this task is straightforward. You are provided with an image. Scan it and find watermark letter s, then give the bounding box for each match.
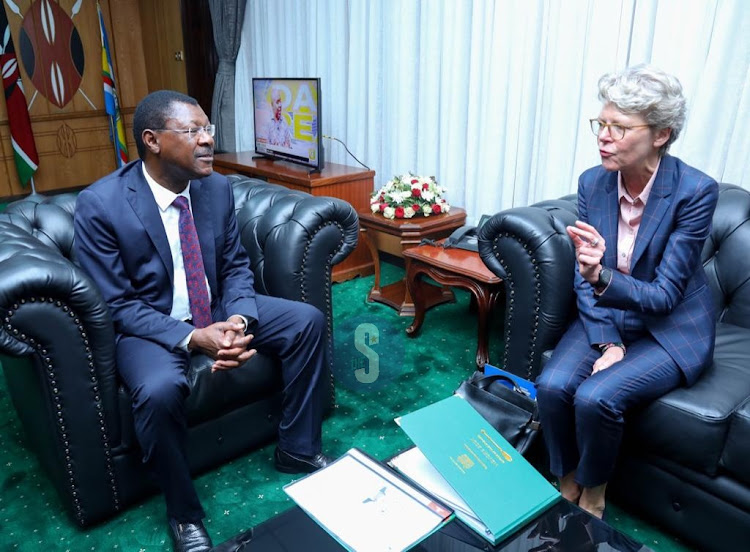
[354,323,379,383]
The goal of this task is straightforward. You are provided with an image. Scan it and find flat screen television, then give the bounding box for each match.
[252,77,324,171]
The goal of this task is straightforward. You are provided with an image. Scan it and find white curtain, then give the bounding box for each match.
[236,0,750,223]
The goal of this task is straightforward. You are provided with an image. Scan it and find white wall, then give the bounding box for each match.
[236,0,750,222]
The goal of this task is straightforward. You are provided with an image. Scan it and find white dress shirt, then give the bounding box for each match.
[142,165,211,349]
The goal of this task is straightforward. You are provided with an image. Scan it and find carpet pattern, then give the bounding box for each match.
[0,264,695,551]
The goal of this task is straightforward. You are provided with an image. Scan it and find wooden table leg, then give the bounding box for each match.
[361,228,383,300]
[472,283,497,368]
[406,261,427,336]
[404,262,503,369]
[365,232,454,316]
[474,287,504,368]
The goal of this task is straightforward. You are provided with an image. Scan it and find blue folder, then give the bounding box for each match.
[483,364,537,399]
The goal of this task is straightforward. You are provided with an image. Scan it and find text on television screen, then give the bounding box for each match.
[253,78,321,168]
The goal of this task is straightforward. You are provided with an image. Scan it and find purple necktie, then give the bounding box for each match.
[173,196,212,328]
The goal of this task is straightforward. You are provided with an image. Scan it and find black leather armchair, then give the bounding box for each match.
[0,176,358,527]
[478,184,750,551]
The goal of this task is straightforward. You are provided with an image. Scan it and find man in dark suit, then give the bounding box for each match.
[74,90,331,552]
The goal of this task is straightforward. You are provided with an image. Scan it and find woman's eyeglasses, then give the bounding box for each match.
[589,119,649,141]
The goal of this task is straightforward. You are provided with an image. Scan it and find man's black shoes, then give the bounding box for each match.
[274,446,333,474]
[169,518,213,552]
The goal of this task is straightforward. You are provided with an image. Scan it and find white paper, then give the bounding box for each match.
[389,447,493,541]
[284,448,451,552]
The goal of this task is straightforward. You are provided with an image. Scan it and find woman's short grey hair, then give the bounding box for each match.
[598,64,686,156]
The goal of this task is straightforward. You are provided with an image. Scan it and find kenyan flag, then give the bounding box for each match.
[1,6,39,187]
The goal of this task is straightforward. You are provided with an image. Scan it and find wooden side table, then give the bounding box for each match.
[403,240,504,368]
[358,208,467,316]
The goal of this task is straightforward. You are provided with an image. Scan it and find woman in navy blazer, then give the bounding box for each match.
[536,65,719,519]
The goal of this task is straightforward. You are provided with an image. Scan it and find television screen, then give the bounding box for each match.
[252,77,324,171]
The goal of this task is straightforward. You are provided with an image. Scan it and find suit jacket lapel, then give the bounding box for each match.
[189,180,218,293]
[126,162,174,283]
[600,172,620,269]
[630,158,674,269]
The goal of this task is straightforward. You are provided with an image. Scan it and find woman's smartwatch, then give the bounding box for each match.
[595,267,612,292]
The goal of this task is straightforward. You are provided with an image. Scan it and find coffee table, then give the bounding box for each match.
[214,498,651,551]
[403,240,504,368]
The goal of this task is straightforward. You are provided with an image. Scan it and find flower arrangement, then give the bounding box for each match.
[370,173,451,220]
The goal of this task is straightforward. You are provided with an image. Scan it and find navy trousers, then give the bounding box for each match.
[116,294,326,523]
[536,318,682,488]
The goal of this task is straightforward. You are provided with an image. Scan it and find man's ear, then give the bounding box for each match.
[653,127,671,149]
[142,129,161,155]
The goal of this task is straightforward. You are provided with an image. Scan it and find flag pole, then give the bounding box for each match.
[97,0,129,169]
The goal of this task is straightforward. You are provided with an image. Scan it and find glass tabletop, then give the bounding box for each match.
[213,499,651,552]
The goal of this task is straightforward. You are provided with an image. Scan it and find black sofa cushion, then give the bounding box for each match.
[722,396,750,485]
[626,322,750,476]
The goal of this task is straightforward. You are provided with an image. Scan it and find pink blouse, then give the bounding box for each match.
[616,159,660,274]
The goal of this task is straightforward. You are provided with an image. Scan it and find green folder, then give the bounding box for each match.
[397,395,560,545]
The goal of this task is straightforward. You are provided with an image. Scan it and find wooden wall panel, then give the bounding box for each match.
[1,0,147,201]
[107,0,149,108]
[138,0,188,96]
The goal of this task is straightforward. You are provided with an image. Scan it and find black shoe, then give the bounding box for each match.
[274,446,333,474]
[168,518,213,552]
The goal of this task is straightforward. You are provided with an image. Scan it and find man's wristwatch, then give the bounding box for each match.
[595,267,612,292]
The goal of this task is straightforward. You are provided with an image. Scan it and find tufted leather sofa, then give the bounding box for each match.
[0,175,359,527]
[477,183,750,551]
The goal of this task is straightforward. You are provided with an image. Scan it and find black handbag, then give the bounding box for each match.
[455,370,540,454]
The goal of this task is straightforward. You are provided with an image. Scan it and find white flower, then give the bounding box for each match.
[391,190,411,203]
[370,172,450,218]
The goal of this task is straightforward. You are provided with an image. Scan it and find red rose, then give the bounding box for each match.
[422,183,429,191]
[432,204,442,214]
[411,178,419,184]
[412,203,420,211]
[395,207,405,218]
[412,188,421,198]
[379,203,387,212]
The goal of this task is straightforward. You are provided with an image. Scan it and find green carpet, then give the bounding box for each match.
[0,264,695,551]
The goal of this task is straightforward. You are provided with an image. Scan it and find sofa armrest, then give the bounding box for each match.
[231,177,359,309]
[478,201,578,380]
[0,221,122,524]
